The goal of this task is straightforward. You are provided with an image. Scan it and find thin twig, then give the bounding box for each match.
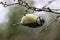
[0,0,60,14]
[42,0,55,8]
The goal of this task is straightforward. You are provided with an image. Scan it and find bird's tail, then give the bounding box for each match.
[13,23,22,26]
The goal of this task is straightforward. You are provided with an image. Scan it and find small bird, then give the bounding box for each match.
[14,14,45,28]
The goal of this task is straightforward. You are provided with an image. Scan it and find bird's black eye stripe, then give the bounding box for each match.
[36,17,45,26]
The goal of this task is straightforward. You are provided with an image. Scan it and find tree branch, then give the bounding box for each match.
[0,0,60,14]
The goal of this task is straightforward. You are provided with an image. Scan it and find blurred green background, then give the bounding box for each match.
[0,0,60,40]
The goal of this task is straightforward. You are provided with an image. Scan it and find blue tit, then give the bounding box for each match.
[20,14,45,28]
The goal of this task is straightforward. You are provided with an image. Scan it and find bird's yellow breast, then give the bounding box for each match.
[20,14,38,24]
